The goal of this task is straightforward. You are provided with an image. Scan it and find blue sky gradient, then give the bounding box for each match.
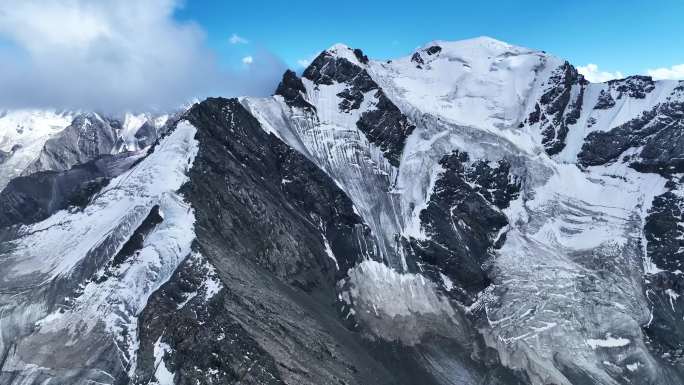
[177,0,684,75]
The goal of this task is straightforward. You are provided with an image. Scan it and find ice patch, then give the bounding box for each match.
[346,260,454,318]
[439,272,453,292]
[152,337,175,385]
[666,288,680,312]
[586,334,631,349]
[203,258,223,301]
[323,237,339,270]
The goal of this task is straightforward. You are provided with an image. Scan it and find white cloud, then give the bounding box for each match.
[0,0,285,112]
[242,56,253,65]
[229,33,248,45]
[647,64,684,80]
[577,64,624,83]
[296,53,319,69]
[297,59,311,68]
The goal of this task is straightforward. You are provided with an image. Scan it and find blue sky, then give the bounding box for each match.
[176,0,684,77]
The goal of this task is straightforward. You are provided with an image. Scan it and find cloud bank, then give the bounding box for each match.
[576,63,684,83]
[0,0,286,113]
[647,64,684,80]
[576,64,624,83]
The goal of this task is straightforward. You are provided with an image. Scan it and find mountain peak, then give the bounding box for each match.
[326,42,352,53]
[418,36,538,58]
[459,35,513,47]
[316,37,539,72]
[323,43,368,65]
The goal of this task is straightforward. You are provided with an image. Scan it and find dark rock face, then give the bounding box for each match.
[23,113,119,175]
[404,152,519,302]
[642,179,684,366]
[303,51,373,86]
[133,254,285,385]
[465,158,521,210]
[274,70,316,111]
[409,46,440,69]
[636,103,684,173]
[134,98,442,385]
[411,52,424,66]
[0,152,140,228]
[353,48,369,64]
[425,45,442,55]
[183,97,374,282]
[302,50,415,166]
[594,89,616,109]
[112,205,163,268]
[579,107,657,167]
[578,102,684,172]
[89,205,164,286]
[608,75,656,99]
[356,90,415,166]
[302,50,378,114]
[644,183,684,280]
[133,122,159,149]
[536,62,587,155]
[336,88,365,112]
[592,76,657,110]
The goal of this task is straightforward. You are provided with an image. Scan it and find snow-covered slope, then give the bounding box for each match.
[371,37,550,144]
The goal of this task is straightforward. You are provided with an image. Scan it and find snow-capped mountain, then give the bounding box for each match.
[0,109,76,190]
[1,37,684,385]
